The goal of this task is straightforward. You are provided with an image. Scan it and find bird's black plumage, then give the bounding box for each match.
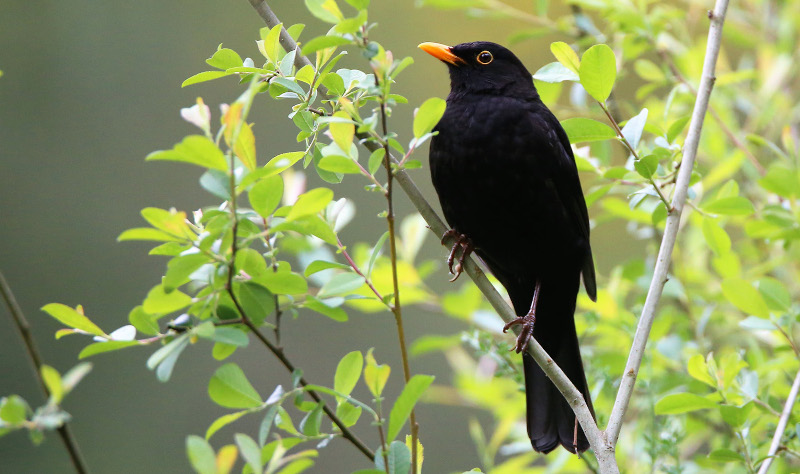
[421,41,597,453]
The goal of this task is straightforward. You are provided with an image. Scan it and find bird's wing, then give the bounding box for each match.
[534,106,597,302]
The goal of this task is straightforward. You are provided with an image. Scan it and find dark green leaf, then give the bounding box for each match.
[236,282,275,326]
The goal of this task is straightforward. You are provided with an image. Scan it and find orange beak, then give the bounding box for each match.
[418,42,464,66]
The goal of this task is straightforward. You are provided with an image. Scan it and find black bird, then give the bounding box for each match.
[419,41,597,453]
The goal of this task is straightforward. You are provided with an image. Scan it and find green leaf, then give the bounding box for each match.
[318,155,363,174]
[79,341,139,359]
[703,197,755,216]
[129,306,159,336]
[387,374,434,441]
[667,116,691,143]
[758,277,791,312]
[210,328,250,347]
[634,154,659,179]
[721,278,770,317]
[550,41,580,74]
[687,354,715,387]
[205,410,248,440]
[249,174,284,218]
[707,448,744,463]
[164,254,210,292]
[364,349,390,398]
[620,108,648,150]
[41,365,63,404]
[254,269,308,295]
[304,260,351,276]
[413,97,446,138]
[702,218,731,256]
[367,231,389,277]
[334,351,363,400]
[654,393,717,414]
[738,315,774,330]
[317,272,365,298]
[0,395,29,424]
[286,188,334,221]
[759,163,799,198]
[41,303,105,337]
[532,62,579,83]
[117,227,182,242]
[143,284,191,315]
[300,402,324,436]
[236,282,275,326]
[272,77,306,97]
[235,433,262,473]
[301,35,351,55]
[375,441,411,474]
[304,297,348,322]
[579,44,616,103]
[304,0,344,23]
[206,48,243,70]
[634,59,664,82]
[368,149,386,175]
[146,135,228,171]
[209,363,263,409]
[146,334,190,382]
[330,111,355,154]
[560,117,616,143]
[345,0,370,9]
[263,23,283,64]
[186,435,216,474]
[182,71,229,87]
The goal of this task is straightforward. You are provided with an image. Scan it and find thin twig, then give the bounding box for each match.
[247,1,612,468]
[0,270,89,474]
[757,369,800,474]
[220,84,374,461]
[599,102,672,210]
[606,0,730,446]
[657,49,766,175]
[378,96,419,473]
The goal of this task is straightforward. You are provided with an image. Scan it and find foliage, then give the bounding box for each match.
[23,0,800,472]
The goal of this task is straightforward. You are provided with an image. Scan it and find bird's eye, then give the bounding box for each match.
[476,51,493,65]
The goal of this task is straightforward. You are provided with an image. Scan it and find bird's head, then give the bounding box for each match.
[418,41,536,96]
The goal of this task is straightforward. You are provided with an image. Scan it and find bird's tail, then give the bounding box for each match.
[522,313,594,454]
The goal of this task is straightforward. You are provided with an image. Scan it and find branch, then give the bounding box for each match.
[605,0,730,445]
[757,368,800,474]
[246,0,613,467]
[0,270,89,474]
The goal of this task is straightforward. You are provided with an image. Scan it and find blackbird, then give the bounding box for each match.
[419,41,597,453]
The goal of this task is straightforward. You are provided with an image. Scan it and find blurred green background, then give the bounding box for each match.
[0,1,622,472]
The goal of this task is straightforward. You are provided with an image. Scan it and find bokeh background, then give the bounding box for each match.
[0,1,626,472]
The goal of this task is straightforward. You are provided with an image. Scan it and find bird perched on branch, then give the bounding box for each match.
[419,41,597,453]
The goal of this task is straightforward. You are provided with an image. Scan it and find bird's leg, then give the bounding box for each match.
[502,279,542,353]
[441,229,474,282]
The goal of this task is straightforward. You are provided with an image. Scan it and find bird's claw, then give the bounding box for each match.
[503,313,536,354]
[441,230,473,282]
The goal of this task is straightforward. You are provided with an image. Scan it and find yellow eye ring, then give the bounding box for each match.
[476,51,493,65]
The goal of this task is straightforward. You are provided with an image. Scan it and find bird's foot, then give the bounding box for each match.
[503,311,536,354]
[441,229,473,282]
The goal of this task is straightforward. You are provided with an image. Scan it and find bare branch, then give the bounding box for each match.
[757,369,800,474]
[605,0,730,445]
